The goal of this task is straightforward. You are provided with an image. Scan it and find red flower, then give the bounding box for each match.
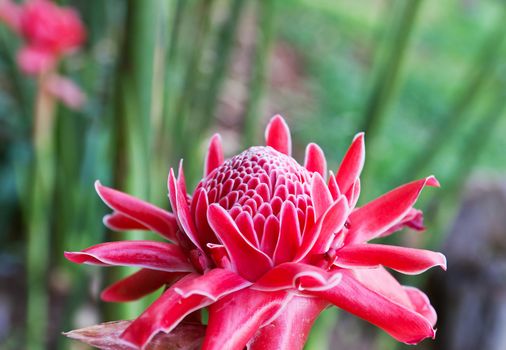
[0,0,85,74]
[0,0,86,108]
[66,115,446,350]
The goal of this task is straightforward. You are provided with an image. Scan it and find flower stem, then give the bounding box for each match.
[26,74,56,350]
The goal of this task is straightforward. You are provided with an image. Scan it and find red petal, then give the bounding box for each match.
[335,244,447,274]
[122,270,249,348]
[207,204,272,281]
[336,132,365,194]
[296,196,348,260]
[173,268,250,299]
[249,296,328,350]
[64,320,205,350]
[95,181,178,242]
[327,171,341,200]
[378,208,425,238]
[252,262,341,292]
[265,114,292,156]
[345,176,439,244]
[261,215,280,257]
[235,211,259,247]
[404,286,437,326]
[193,188,219,245]
[273,201,300,264]
[204,134,224,177]
[104,212,149,231]
[101,269,185,302]
[170,168,204,251]
[309,270,435,344]
[310,172,333,219]
[64,241,194,272]
[202,288,291,350]
[304,143,327,179]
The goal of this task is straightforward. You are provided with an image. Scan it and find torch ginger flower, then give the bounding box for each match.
[0,0,86,108]
[65,115,446,349]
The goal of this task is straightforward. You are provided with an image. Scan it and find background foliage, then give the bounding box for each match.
[0,0,505,349]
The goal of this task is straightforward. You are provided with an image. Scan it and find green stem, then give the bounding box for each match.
[200,0,247,132]
[26,74,57,350]
[243,0,277,147]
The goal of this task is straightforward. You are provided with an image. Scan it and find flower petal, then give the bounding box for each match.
[95,181,179,242]
[335,244,447,274]
[304,143,327,179]
[202,288,292,350]
[345,176,439,244]
[101,269,185,302]
[252,262,341,292]
[64,320,205,350]
[204,133,224,177]
[378,208,425,238]
[168,168,204,251]
[103,212,149,231]
[265,114,291,156]
[404,286,437,326]
[273,201,300,264]
[295,196,348,260]
[248,296,328,350]
[310,172,333,219]
[174,268,251,300]
[308,270,436,344]
[207,204,272,281]
[64,241,194,272]
[122,270,249,348]
[336,132,365,194]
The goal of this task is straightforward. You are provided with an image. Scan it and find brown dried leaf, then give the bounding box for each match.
[64,321,205,350]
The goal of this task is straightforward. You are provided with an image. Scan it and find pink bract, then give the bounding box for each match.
[0,0,85,74]
[65,115,446,350]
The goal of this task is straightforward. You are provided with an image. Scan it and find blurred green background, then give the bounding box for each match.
[1,0,505,349]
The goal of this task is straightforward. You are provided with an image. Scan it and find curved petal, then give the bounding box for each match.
[174,268,251,300]
[308,270,436,344]
[335,244,446,274]
[207,204,272,281]
[101,269,185,302]
[404,286,437,326]
[95,181,178,242]
[310,172,333,219]
[345,176,439,245]
[64,241,194,272]
[103,212,149,231]
[168,169,204,251]
[378,208,425,238]
[122,270,249,348]
[295,196,348,261]
[204,133,224,177]
[336,132,365,194]
[248,296,328,350]
[252,262,341,292]
[273,201,300,264]
[64,320,206,350]
[265,114,292,156]
[304,143,327,179]
[202,288,292,350]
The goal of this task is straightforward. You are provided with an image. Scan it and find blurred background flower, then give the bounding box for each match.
[0,0,505,350]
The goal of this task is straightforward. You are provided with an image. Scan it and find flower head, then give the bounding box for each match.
[66,115,446,350]
[0,0,85,74]
[0,0,86,109]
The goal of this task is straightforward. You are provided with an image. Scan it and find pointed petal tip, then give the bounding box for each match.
[265,114,292,156]
[426,175,440,188]
[353,132,365,142]
[64,251,84,264]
